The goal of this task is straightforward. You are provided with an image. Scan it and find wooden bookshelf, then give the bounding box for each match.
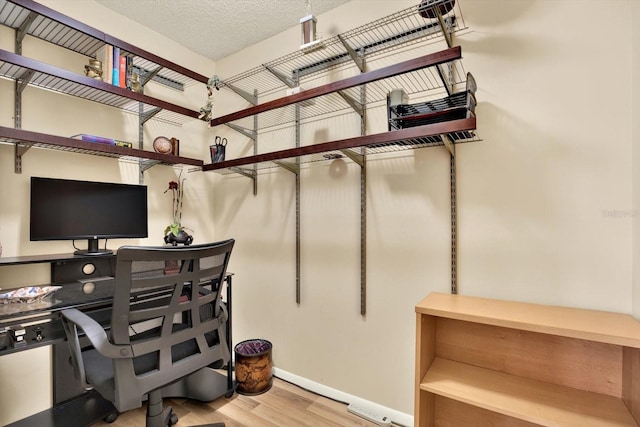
[415,292,640,426]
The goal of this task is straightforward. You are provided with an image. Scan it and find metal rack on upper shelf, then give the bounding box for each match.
[211,0,469,131]
[0,0,208,91]
[0,126,204,169]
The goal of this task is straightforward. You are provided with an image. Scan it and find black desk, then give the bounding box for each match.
[0,253,234,426]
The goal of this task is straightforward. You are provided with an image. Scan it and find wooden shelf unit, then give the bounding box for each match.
[415,292,640,427]
[0,126,203,168]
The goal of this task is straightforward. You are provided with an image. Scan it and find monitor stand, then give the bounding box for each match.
[74,237,113,256]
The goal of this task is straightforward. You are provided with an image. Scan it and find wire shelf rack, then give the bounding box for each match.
[220,0,465,98]
[0,126,203,167]
[0,0,207,89]
[0,49,199,126]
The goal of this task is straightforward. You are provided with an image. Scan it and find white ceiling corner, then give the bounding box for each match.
[94,0,352,61]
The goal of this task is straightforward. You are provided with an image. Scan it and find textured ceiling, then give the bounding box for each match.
[94,0,352,61]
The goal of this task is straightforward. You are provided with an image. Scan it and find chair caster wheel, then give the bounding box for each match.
[103,412,118,423]
[169,412,178,426]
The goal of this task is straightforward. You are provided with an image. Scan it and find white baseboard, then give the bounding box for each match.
[272,367,413,427]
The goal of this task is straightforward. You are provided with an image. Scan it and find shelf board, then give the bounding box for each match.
[211,46,462,128]
[422,358,638,427]
[0,126,203,167]
[0,0,208,88]
[0,49,200,125]
[204,117,477,174]
[416,292,640,348]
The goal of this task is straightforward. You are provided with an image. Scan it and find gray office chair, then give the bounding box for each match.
[61,240,235,427]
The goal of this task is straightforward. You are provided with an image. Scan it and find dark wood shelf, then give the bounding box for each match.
[204,118,477,173]
[0,49,200,125]
[0,126,203,167]
[0,0,208,88]
[210,46,462,128]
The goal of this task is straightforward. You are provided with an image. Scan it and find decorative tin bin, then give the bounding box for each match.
[234,339,273,395]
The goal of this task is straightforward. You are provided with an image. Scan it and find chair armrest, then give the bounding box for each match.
[61,308,133,359]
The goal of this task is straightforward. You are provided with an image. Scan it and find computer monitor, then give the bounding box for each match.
[30,177,148,256]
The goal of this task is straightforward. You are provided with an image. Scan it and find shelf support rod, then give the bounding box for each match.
[294,73,301,306]
[337,35,365,73]
[224,123,256,140]
[252,89,258,196]
[442,133,458,294]
[358,54,367,316]
[223,82,258,105]
[263,65,296,88]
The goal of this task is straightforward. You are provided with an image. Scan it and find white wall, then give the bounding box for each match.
[213,0,636,420]
[632,1,640,319]
[0,0,637,424]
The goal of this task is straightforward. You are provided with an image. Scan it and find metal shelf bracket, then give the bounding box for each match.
[337,34,365,73]
[224,82,258,106]
[225,123,256,140]
[273,160,300,174]
[337,91,364,117]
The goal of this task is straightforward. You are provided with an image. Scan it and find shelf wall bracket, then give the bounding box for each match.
[229,166,257,181]
[223,82,258,106]
[140,107,162,124]
[14,143,31,174]
[337,91,364,117]
[340,149,364,167]
[436,12,454,48]
[225,123,256,141]
[436,63,454,97]
[263,65,296,88]
[139,159,161,173]
[140,66,162,86]
[273,160,300,174]
[337,34,365,73]
[440,133,455,157]
[15,12,37,53]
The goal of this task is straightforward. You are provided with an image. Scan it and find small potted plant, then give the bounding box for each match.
[163,172,193,246]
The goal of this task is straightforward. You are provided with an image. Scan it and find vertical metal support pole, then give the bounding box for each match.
[359,55,367,316]
[253,89,258,196]
[138,101,145,184]
[294,73,301,305]
[450,146,458,294]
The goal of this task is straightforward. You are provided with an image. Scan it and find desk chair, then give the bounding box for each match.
[61,240,235,427]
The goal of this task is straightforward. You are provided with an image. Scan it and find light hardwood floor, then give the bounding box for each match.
[93,377,383,427]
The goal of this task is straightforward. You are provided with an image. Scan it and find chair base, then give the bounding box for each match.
[146,389,224,427]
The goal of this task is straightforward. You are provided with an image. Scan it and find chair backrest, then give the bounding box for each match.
[109,240,234,410]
